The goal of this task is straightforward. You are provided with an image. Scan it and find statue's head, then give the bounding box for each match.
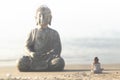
[35,5,52,26]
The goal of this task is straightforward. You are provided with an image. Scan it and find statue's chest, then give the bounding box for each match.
[35,30,49,43]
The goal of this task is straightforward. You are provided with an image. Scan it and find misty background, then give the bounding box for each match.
[0,0,120,65]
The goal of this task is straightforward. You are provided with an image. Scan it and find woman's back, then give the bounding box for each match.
[93,63,102,73]
[91,57,103,73]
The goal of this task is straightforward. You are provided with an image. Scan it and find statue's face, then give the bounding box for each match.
[36,11,49,27]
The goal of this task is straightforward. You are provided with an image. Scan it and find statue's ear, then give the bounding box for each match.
[49,15,52,25]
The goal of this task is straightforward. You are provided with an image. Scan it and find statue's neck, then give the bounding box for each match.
[37,26,48,30]
[37,25,48,29]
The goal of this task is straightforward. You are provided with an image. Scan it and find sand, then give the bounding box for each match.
[0,64,120,80]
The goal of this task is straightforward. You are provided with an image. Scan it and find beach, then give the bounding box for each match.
[0,64,120,80]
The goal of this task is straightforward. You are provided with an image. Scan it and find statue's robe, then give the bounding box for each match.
[17,27,65,71]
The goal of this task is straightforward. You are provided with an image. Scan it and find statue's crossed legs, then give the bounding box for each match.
[17,56,65,71]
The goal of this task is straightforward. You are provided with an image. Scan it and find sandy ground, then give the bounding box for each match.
[0,64,120,80]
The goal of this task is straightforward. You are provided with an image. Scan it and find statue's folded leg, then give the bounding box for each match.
[48,57,65,71]
[30,58,48,71]
[17,56,32,72]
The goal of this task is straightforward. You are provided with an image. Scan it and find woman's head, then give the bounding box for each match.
[94,57,99,63]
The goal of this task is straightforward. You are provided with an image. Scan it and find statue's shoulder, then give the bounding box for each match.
[32,28,38,32]
[29,28,38,34]
[48,27,58,34]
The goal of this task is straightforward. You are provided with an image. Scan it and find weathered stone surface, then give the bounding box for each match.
[48,57,65,71]
[17,5,65,72]
[30,59,48,71]
[17,56,31,71]
[17,56,65,71]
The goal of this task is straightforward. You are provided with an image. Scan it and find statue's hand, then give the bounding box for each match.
[30,52,36,58]
[47,52,59,59]
[30,52,39,58]
[30,52,43,58]
[48,49,60,58]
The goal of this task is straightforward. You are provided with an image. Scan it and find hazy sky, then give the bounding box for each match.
[0,0,120,39]
[0,0,120,59]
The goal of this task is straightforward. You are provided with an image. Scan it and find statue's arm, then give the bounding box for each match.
[24,30,35,56]
[51,31,62,57]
